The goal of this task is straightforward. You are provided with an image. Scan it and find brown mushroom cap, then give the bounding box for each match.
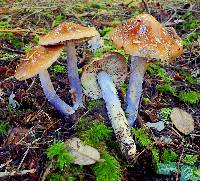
[110,14,183,63]
[81,52,128,99]
[15,45,64,80]
[39,22,99,45]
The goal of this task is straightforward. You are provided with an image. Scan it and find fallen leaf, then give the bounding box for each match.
[66,137,101,165]
[170,108,194,135]
[146,121,165,131]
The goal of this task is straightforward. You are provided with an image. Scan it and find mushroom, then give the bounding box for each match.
[39,22,99,110]
[81,52,136,160]
[15,45,75,116]
[110,14,183,127]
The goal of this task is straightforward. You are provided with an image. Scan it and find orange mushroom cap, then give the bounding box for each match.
[39,22,99,45]
[15,45,64,80]
[110,14,183,63]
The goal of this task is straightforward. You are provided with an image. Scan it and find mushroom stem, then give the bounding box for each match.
[39,69,75,116]
[97,71,136,160]
[126,56,147,127]
[66,42,84,110]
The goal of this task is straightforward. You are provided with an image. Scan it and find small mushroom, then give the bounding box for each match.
[15,45,75,116]
[39,22,99,110]
[81,52,136,160]
[110,14,183,127]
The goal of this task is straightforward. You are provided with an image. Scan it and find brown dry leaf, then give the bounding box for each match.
[66,137,101,165]
[170,108,194,135]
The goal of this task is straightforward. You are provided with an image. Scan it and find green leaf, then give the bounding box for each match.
[183,154,198,165]
[157,162,177,175]
[0,121,8,136]
[162,148,178,163]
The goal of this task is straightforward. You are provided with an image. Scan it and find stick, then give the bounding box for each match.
[0,169,36,177]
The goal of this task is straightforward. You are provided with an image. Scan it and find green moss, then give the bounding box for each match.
[23,45,32,52]
[159,107,172,121]
[156,83,177,96]
[162,148,178,163]
[183,154,198,165]
[47,141,74,170]
[182,32,199,48]
[131,128,153,147]
[83,122,112,147]
[179,71,197,85]
[152,148,160,165]
[0,121,8,136]
[178,91,200,104]
[50,64,66,75]
[92,151,121,181]
[50,173,66,181]
[87,100,104,112]
[52,15,64,27]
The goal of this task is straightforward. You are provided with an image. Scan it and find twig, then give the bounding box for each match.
[0,46,24,54]
[0,28,46,35]
[0,160,12,169]
[41,161,54,181]
[17,147,30,170]
[141,0,150,14]
[176,147,184,181]
[0,169,36,178]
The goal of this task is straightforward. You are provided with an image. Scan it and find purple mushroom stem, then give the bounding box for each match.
[39,69,75,116]
[66,42,84,110]
[97,71,136,159]
[126,56,147,127]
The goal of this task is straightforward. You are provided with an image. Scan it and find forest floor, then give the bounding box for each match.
[0,0,199,181]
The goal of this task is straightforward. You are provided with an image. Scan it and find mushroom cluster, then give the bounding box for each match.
[14,14,183,159]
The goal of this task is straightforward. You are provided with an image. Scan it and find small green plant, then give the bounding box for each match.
[47,141,73,170]
[152,148,160,165]
[159,107,172,121]
[23,45,32,52]
[162,148,178,163]
[87,100,104,112]
[156,68,173,83]
[156,83,177,96]
[0,32,22,49]
[146,62,161,76]
[50,64,66,75]
[0,20,10,28]
[182,32,199,48]
[83,122,112,147]
[131,128,153,147]
[50,173,66,181]
[182,12,199,30]
[0,121,8,136]
[143,97,151,104]
[178,91,200,104]
[183,154,198,165]
[132,128,160,165]
[179,71,197,85]
[53,15,64,27]
[121,82,128,96]
[99,27,113,37]
[92,151,121,181]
